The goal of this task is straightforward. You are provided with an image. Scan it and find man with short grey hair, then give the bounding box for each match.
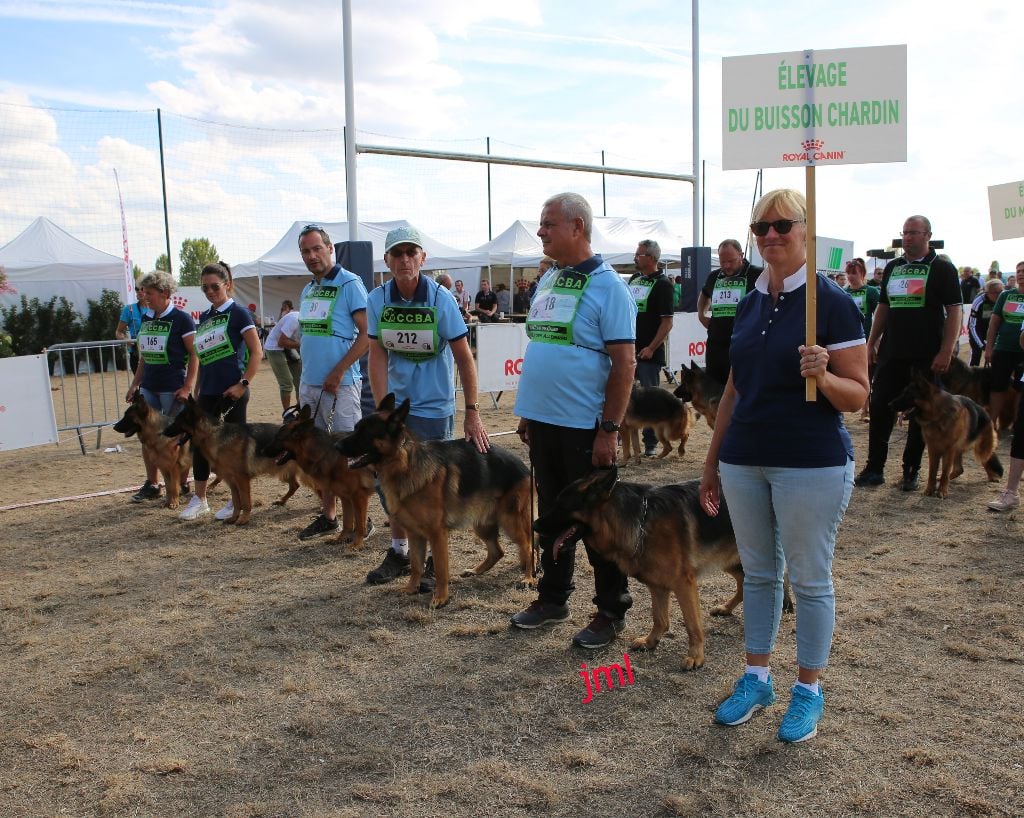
[628,238,675,455]
[295,223,370,540]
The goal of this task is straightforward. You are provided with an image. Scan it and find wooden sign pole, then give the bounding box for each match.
[805,165,817,401]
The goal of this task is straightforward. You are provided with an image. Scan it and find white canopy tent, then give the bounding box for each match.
[232,220,487,320]
[0,217,125,315]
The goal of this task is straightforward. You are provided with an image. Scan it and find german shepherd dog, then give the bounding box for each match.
[336,394,535,609]
[941,356,992,408]
[163,397,314,524]
[674,362,725,430]
[113,394,192,510]
[265,405,376,549]
[533,467,744,671]
[890,373,1003,498]
[619,382,692,465]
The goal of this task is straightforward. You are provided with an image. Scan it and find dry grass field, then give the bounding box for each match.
[2,360,1023,817]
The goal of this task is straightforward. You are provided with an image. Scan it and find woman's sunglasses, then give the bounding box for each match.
[201,283,223,292]
[749,219,805,237]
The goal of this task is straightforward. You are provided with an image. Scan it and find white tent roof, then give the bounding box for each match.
[233,219,488,280]
[0,217,124,313]
[470,217,688,268]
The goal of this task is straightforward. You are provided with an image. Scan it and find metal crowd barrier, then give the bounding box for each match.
[45,339,136,454]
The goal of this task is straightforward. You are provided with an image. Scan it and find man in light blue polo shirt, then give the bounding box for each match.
[363,226,489,587]
[511,192,638,650]
[295,224,369,541]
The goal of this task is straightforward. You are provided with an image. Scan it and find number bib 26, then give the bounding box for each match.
[887,263,930,309]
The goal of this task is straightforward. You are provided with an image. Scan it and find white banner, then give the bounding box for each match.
[722,44,907,171]
[988,180,1024,241]
[0,355,58,451]
[473,316,710,394]
[171,286,210,322]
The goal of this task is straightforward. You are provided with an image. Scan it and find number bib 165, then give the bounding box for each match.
[137,319,171,365]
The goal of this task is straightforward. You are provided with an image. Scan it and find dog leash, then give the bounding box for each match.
[313,390,339,433]
[217,398,239,423]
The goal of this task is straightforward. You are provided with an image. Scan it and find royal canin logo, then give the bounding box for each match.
[782,138,845,163]
[172,295,188,309]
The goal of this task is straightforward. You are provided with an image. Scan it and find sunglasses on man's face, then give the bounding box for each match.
[201,283,223,292]
[388,246,421,258]
[750,219,805,237]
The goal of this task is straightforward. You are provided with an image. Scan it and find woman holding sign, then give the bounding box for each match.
[176,261,262,522]
[124,270,198,503]
[699,189,868,743]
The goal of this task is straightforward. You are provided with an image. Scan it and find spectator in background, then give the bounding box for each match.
[960,267,982,304]
[871,266,885,287]
[453,279,472,312]
[116,289,148,341]
[698,239,763,384]
[474,279,499,322]
[494,282,512,317]
[1008,275,1018,290]
[968,279,1003,366]
[983,262,1024,431]
[264,299,302,411]
[513,279,532,313]
[844,258,879,421]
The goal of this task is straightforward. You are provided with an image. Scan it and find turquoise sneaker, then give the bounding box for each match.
[777,684,825,743]
[714,673,776,726]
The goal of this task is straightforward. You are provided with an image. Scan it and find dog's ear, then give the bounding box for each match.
[299,404,311,421]
[590,466,619,500]
[378,393,396,412]
[384,398,411,436]
[133,392,148,409]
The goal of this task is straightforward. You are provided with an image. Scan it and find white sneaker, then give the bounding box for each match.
[214,500,235,521]
[178,495,211,521]
[987,491,1020,512]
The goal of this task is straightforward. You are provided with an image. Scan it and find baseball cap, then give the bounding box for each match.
[384,226,425,254]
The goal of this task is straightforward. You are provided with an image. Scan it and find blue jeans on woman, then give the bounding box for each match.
[719,459,854,670]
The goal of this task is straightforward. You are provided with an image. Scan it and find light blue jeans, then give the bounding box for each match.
[719,459,854,670]
[140,387,182,417]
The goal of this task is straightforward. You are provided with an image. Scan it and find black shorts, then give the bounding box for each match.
[990,348,1023,392]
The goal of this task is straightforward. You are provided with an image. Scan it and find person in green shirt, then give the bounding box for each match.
[983,260,1024,430]
[844,258,879,420]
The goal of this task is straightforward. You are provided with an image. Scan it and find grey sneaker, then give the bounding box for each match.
[510,600,570,630]
[366,549,410,585]
[131,481,161,502]
[988,491,1020,512]
[572,610,626,649]
[298,514,339,541]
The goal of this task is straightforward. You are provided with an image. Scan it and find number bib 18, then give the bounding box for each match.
[525,269,593,346]
[137,319,171,365]
[194,314,235,365]
[887,263,930,309]
[299,284,339,336]
[378,305,440,362]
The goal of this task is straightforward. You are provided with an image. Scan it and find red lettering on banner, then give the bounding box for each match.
[688,341,706,356]
[504,358,523,376]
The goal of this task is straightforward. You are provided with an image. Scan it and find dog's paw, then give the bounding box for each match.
[429,593,450,609]
[709,605,733,617]
[681,654,705,671]
[516,576,539,589]
[629,636,658,651]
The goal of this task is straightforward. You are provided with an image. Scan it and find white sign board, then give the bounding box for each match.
[171,286,210,322]
[475,324,531,393]
[987,181,1024,241]
[0,354,58,451]
[723,44,907,171]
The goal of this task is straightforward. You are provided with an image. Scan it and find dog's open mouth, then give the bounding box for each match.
[552,523,585,560]
[346,452,374,470]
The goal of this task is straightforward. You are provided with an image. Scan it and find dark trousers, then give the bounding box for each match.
[635,359,662,450]
[969,340,984,367]
[528,421,632,618]
[866,357,931,474]
[704,340,731,385]
[193,392,249,482]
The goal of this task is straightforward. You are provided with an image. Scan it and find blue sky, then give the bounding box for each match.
[1,0,1023,274]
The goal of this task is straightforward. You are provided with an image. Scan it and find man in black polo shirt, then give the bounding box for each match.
[628,239,675,456]
[855,215,962,491]
[697,239,762,384]
[474,278,498,322]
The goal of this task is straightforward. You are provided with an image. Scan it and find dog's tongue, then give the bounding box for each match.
[552,524,581,561]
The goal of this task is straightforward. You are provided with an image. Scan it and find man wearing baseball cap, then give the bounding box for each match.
[363,225,489,587]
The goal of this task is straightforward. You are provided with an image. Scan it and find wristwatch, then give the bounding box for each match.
[600,420,620,433]
[466,403,479,411]
[240,378,250,387]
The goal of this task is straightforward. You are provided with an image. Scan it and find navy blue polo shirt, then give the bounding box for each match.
[720,268,865,468]
[196,299,256,396]
[139,305,196,393]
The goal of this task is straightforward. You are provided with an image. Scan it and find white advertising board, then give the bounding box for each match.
[171,287,210,322]
[722,44,907,171]
[987,180,1024,241]
[0,354,58,451]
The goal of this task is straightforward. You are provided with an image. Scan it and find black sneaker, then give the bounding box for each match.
[418,556,436,594]
[298,513,340,541]
[510,600,570,630]
[131,481,161,503]
[572,610,626,649]
[643,447,657,458]
[854,468,884,488]
[900,468,920,492]
[366,549,410,585]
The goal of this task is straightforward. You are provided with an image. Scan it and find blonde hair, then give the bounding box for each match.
[751,188,807,222]
[137,270,176,295]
